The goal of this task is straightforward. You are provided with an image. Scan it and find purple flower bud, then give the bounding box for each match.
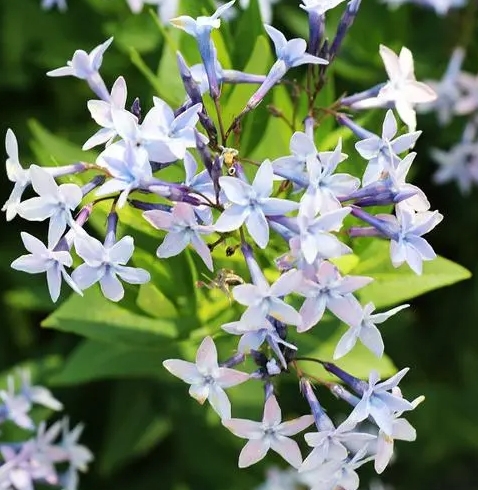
[340,83,386,106]
[350,205,398,239]
[81,175,106,196]
[329,0,361,62]
[336,113,375,140]
[221,352,246,368]
[321,361,369,394]
[128,200,173,212]
[307,11,325,56]
[131,97,142,120]
[104,211,119,248]
[300,379,335,431]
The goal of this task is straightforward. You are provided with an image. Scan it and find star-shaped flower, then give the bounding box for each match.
[352,45,436,132]
[72,232,150,302]
[11,232,82,302]
[143,202,214,270]
[215,160,299,248]
[163,336,249,420]
[223,395,314,468]
[17,165,83,248]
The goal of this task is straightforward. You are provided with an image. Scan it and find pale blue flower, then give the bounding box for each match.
[297,207,352,264]
[72,233,150,302]
[96,143,153,208]
[111,98,201,163]
[163,336,249,419]
[47,38,113,101]
[334,302,409,359]
[83,76,128,150]
[232,268,303,326]
[17,165,83,247]
[171,1,236,98]
[215,160,299,248]
[300,421,375,472]
[344,369,415,436]
[143,202,214,270]
[2,129,31,221]
[355,110,421,185]
[301,140,359,215]
[11,232,81,302]
[298,261,372,332]
[223,395,314,468]
[246,25,328,110]
[19,369,63,411]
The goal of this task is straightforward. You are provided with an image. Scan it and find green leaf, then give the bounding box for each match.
[42,287,183,348]
[354,241,472,308]
[99,381,172,476]
[49,339,168,386]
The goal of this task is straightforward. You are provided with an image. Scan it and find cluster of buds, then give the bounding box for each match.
[7,0,441,488]
[0,370,92,490]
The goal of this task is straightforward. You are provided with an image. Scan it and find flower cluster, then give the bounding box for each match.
[418,47,478,194]
[8,0,440,487]
[0,370,92,490]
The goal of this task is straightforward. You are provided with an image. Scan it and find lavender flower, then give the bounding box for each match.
[72,225,150,302]
[223,395,314,468]
[143,202,214,270]
[163,336,249,419]
[11,232,82,302]
[215,160,299,248]
[17,165,82,247]
[47,38,113,101]
[41,0,67,11]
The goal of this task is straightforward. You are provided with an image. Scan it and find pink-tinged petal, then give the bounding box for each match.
[223,418,263,439]
[335,275,373,294]
[238,439,270,468]
[328,295,363,327]
[263,395,282,426]
[100,270,124,301]
[216,367,249,388]
[157,232,190,258]
[278,415,314,436]
[232,284,262,307]
[143,209,175,231]
[403,81,437,104]
[172,202,197,226]
[195,336,219,373]
[208,385,232,419]
[298,296,327,332]
[270,435,303,468]
[379,45,401,81]
[162,359,201,384]
[374,431,394,474]
[189,383,210,404]
[218,176,251,205]
[214,205,249,232]
[245,209,269,249]
[270,269,302,296]
[392,418,416,441]
[398,46,415,78]
[190,233,213,271]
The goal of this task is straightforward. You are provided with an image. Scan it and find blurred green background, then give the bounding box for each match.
[1,0,478,489]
